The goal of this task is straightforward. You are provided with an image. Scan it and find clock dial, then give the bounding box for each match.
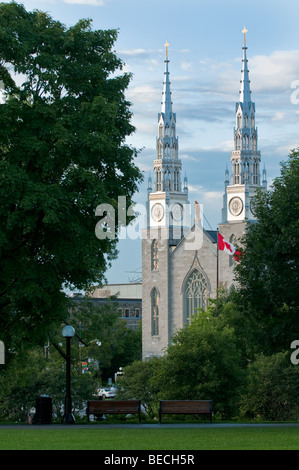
[152,203,164,222]
[229,197,243,216]
[171,203,183,222]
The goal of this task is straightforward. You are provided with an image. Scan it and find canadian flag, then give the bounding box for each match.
[218,232,243,262]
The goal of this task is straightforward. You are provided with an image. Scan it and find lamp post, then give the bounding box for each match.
[62,325,75,424]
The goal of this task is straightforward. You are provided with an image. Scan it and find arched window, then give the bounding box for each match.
[183,270,209,325]
[235,162,240,184]
[151,288,159,336]
[158,142,162,158]
[151,239,159,271]
[159,124,163,138]
[237,114,241,129]
[156,169,162,191]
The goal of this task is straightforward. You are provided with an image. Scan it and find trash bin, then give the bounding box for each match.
[35,396,52,424]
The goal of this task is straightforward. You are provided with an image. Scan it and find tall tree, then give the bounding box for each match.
[0,2,142,349]
[235,151,299,354]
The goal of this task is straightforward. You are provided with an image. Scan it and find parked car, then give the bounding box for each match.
[97,387,116,399]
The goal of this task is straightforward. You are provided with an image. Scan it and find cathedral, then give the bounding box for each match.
[142,31,267,359]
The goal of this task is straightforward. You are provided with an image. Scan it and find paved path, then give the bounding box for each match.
[1,422,299,429]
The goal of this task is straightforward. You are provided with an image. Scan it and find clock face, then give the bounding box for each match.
[229,197,243,216]
[152,203,164,222]
[171,203,183,222]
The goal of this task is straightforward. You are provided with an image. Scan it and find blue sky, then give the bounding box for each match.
[4,0,299,284]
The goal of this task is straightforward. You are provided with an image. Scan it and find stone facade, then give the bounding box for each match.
[142,36,266,359]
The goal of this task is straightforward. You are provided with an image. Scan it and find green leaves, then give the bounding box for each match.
[0,2,142,350]
[235,150,299,353]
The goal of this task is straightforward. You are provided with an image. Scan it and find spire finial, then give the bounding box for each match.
[164,40,170,59]
[242,26,248,46]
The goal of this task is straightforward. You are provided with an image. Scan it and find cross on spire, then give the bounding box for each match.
[242,26,248,46]
[164,40,170,59]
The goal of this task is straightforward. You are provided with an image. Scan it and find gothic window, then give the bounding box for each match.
[236,134,241,150]
[156,169,162,191]
[184,270,209,325]
[242,161,249,183]
[151,239,159,271]
[251,114,255,129]
[158,142,162,158]
[243,134,249,150]
[252,135,256,151]
[237,114,241,129]
[159,124,163,139]
[235,162,240,184]
[164,143,170,158]
[253,160,258,184]
[151,287,159,336]
[173,170,177,191]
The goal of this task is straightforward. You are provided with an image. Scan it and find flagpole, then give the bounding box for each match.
[216,228,219,295]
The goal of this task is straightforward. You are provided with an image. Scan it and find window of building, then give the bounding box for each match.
[124,308,130,317]
[156,169,162,191]
[184,270,209,325]
[135,308,140,318]
[151,239,159,271]
[151,288,159,336]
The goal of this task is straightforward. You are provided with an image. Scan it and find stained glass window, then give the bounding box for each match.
[184,270,209,325]
[151,287,159,336]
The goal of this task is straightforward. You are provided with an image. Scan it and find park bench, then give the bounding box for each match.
[159,400,213,424]
[86,400,142,423]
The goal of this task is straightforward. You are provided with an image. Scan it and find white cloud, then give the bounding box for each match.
[250,50,299,93]
[180,61,192,71]
[272,111,286,121]
[127,85,160,104]
[119,49,148,57]
[188,184,204,193]
[181,153,198,161]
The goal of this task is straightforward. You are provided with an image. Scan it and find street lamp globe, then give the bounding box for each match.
[62,325,75,338]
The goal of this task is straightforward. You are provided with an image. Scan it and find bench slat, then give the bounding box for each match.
[159,400,212,423]
[86,400,142,423]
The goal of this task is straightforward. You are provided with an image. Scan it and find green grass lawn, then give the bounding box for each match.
[0,426,299,450]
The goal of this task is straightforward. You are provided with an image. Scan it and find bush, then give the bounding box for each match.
[240,351,299,421]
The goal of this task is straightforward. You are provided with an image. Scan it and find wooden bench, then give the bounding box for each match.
[159,400,213,424]
[86,400,142,423]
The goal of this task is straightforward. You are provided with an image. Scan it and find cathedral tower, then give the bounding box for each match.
[219,27,267,287]
[142,43,192,359]
[222,27,267,224]
[142,31,267,359]
[146,42,190,237]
